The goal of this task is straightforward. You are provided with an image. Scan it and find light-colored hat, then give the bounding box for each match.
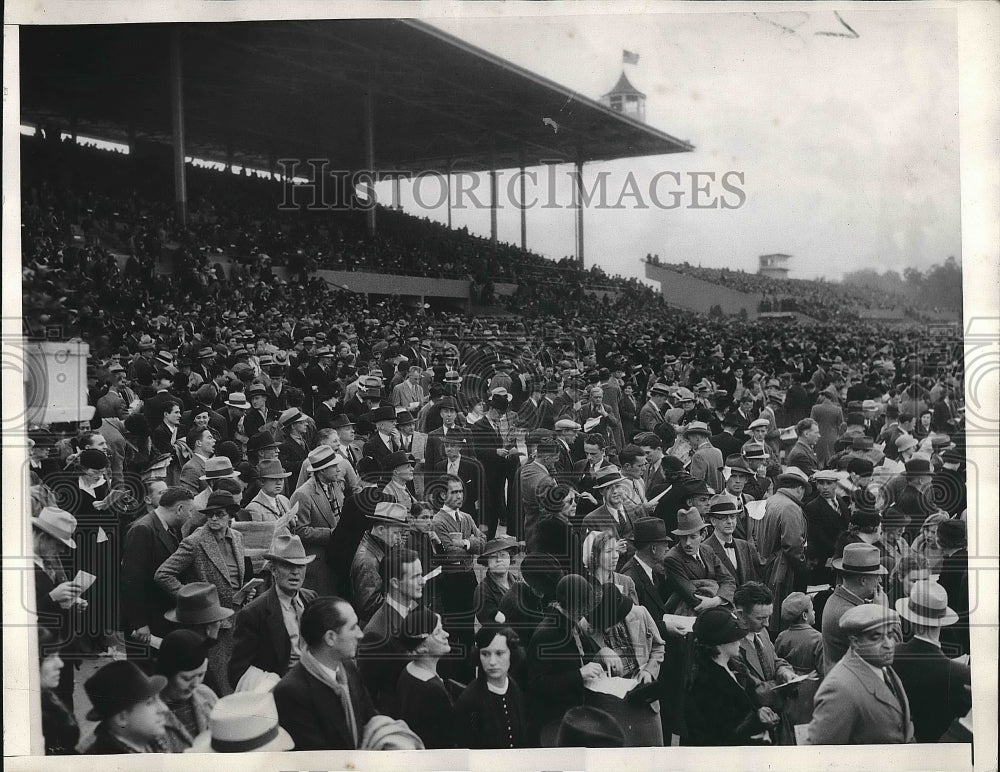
[199,457,241,481]
[777,466,810,488]
[187,692,295,753]
[257,459,291,479]
[305,445,340,473]
[672,507,709,536]
[895,435,919,453]
[748,418,770,431]
[262,533,315,566]
[811,469,840,482]
[367,501,410,526]
[225,393,250,410]
[683,421,711,437]
[831,542,888,575]
[592,465,626,489]
[839,604,899,636]
[895,580,958,627]
[555,418,582,431]
[31,507,78,549]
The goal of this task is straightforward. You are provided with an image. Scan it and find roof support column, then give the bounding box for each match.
[574,159,585,270]
[392,175,401,210]
[489,138,498,256]
[364,87,376,238]
[519,151,527,253]
[446,159,453,229]
[169,28,188,228]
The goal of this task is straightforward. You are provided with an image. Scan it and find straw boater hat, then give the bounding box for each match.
[187,692,295,753]
[831,543,888,575]
[225,393,250,410]
[895,580,959,627]
[31,507,78,549]
[278,408,308,427]
[305,445,340,473]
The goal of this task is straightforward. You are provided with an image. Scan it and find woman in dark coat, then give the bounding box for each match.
[453,625,533,748]
[684,607,779,746]
[39,627,79,755]
[473,537,521,626]
[395,608,456,749]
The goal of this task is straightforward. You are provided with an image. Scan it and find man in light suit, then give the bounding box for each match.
[178,427,215,494]
[705,495,761,587]
[785,418,822,478]
[291,446,353,595]
[517,431,559,550]
[228,534,318,687]
[432,434,482,521]
[638,382,671,433]
[684,422,725,495]
[805,605,915,745]
[423,397,462,475]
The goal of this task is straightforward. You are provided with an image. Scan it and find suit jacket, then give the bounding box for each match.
[803,495,850,582]
[582,504,636,567]
[350,532,388,627]
[735,629,793,694]
[178,454,208,494]
[685,657,766,746]
[757,488,808,615]
[810,402,845,464]
[433,457,482,516]
[518,461,557,552]
[424,426,465,475]
[278,436,309,493]
[228,586,317,686]
[689,442,725,494]
[431,507,486,570]
[821,585,866,674]
[785,440,820,478]
[619,555,672,640]
[705,533,762,587]
[805,648,914,745]
[638,400,665,432]
[289,477,342,595]
[358,601,410,716]
[272,659,378,751]
[154,526,246,631]
[244,490,292,523]
[151,422,178,455]
[121,512,181,635]
[662,543,737,609]
[892,637,972,742]
[526,612,601,729]
[710,431,744,462]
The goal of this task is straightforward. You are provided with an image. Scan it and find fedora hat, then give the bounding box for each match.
[246,430,279,453]
[672,507,709,536]
[831,542,888,575]
[895,580,958,627]
[199,456,241,481]
[257,458,291,479]
[164,582,234,624]
[632,517,670,545]
[444,370,462,384]
[477,536,520,566]
[437,396,459,411]
[386,450,416,470]
[137,335,156,351]
[707,496,740,519]
[541,706,625,748]
[367,501,410,526]
[225,392,250,410]
[680,476,712,497]
[683,421,711,437]
[725,455,754,476]
[31,507,78,549]
[199,490,241,514]
[84,660,167,722]
[722,412,746,429]
[198,346,215,359]
[246,383,267,398]
[305,445,340,473]
[904,457,933,476]
[592,465,626,489]
[370,405,397,424]
[278,408,307,427]
[489,387,513,402]
[188,692,295,753]
[329,414,355,429]
[263,533,315,566]
[394,410,415,426]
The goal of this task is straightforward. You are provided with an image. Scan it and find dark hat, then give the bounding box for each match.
[680,476,712,497]
[246,383,267,398]
[672,507,709,536]
[722,412,746,429]
[846,457,875,476]
[437,396,459,411]
[725,455,754,476]
[329,414,356,430]
[477,536,520,566]
[199,490,241,513]
[78,448,109,470]
[155,630,209,677]
[124,413,150,437]
[542,706,625,748]
[517,552,564,597]
[693,607,745,646]
[851,435,874,451]
[556,574,597,619]
[631,517,671,545]
[881,507,910,529]
[831,543,888,575]
[905,458,933,476]
[398,606,440,645]
[386,450,416,470]
[246,430,279,453]
[84,660,167,721]
[661,455,685,473]
[394,410,415,426]
[163,581,235,624]
[370,405,397,424]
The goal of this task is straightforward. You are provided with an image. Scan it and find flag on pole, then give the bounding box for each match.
[623,50,640,65]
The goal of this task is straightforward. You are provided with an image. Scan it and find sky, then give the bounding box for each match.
[379,9,961,284]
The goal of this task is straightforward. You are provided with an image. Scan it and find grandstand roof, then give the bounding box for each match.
[20,20,694,175]
[603,72,646,99]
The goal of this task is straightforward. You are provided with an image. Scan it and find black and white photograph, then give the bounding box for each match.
[2,2,997,769]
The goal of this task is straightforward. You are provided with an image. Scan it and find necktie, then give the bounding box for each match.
[754,634,773,680]
[883,669,901,705]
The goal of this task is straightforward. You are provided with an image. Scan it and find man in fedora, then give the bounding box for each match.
[638,382,670,433]
[329,414,362,472]
[178,426,217,495]
[432,432,481,520]
[805,605,914,745]
[220,392,251,443]
[121,487,196,653]
[245,459,292,522]
[821,542,888,674]
[935,519,969,657]
[243,383,272,438]
[423,396,463,473]
[82,660,171,754]
[892,580,971,742]
[272,596,378,751]
[277,408,311,490]
[350,501,412,627]
[705,495,761,587]
[757,467,811,634]
[229,534,319,687]
[360,405,399,485]
[895,457,937,540]
[804,469,851,586]
[720,454,759,546]
[471,389,520,539]
[684,421,724,495]
[583,466,636,569]
[394,409,428,492]
[663,506,736,613]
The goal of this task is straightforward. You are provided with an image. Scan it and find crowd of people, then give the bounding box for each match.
[24,139,973,754]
